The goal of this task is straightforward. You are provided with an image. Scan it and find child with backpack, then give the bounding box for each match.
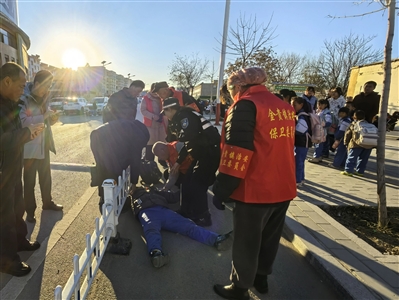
[342,110,377,176]
[308,99,332,163]
[329,107,352,168]
[292,97,312,187]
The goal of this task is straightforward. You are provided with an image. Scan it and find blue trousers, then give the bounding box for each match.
[332,142,347,167]
[138,206,218,253]
[295,147,308,183]
[313,138,330,158]
[345,147,372,174]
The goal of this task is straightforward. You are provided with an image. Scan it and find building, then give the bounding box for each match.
[28,54,41,81]
[0,0,30,70]
[192,80,218,100]
[347,58,399,113]
[106,70,116,96]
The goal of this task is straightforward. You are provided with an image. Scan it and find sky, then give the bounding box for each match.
[17,0,398,90]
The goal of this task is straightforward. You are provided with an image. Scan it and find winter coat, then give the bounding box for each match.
[295,109,312,148]
[344,120,367,150]
[19,93,56,159]
[104,88,138,123]
[352,92,381,123]
[328,96,346,119]
[141,93,167,145]
[131,189,179,216]
[0,95,31,187]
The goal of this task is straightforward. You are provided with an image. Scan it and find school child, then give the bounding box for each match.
[329,107,352,168]
[308,99,332,163]
[291,97,312,187]
[345,101,356,120]
[342,110,374,176]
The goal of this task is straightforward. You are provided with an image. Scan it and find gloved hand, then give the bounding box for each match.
[156,114,164,123]
[212,195,225,210]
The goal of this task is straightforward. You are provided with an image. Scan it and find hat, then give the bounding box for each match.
[160,97,180,114]
[227,67,267,87]
[152,81,169,93]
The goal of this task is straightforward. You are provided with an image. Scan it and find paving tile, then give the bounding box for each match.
[311,230,344,250]
[306,211,330,225]
[288,206,307,217]
[294,201,314,212]
[339,240,376,261]
[354,270,399,300]
[361,259,399,288]
[295,216,324,232]
[329,248,372,273]
[318,224,352,240]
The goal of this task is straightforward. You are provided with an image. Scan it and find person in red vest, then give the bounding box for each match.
[152,141,194,190]
[212,67,297,299]
[151,81,201,113]
[141,83,167,161]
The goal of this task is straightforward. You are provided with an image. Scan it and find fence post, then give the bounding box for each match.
[102,179,117,238]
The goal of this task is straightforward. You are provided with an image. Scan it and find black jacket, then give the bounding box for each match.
[131,189,179,216]
[168,107,220,164]
[0,96,31,187]
[90,120,149,185]
[352,92,380,123]
[213,100,256,201]
[103,88,138,123]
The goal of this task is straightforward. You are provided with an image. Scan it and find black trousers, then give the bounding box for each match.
[23,149,52,215]
[230,200,290,289]
[0,173,28,266]
[180,146,220,219]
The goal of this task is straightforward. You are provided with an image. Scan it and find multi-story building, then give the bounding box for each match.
[0,0,30,70]
[106,70,116,96]
[28,54,41,81]
[116,74,125,92]
[192,80,218,100]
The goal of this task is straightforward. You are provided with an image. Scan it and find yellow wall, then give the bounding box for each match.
[347,59,399,113]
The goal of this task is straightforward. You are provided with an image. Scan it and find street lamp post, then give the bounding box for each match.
[101,61,112,96]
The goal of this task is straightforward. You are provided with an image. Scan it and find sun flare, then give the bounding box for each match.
[62,48,86,70]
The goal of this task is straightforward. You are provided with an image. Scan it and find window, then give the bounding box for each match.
[5,54,9,63]
[11,57,15,62]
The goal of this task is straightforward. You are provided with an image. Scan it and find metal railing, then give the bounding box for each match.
[54,166,131,300]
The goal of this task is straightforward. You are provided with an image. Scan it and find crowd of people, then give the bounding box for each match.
[0,61,383,300]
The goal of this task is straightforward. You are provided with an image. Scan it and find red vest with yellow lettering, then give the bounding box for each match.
[219,85,297,204]
[166,141,194,174]
[143,95,154,127]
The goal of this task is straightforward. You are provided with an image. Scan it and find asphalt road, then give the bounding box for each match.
[0,107,341,299]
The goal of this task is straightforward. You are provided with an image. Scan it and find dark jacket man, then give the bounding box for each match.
[103,80,145,123]
[352,81,381,123]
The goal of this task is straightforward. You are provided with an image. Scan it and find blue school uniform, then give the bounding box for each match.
[332,116,352,167]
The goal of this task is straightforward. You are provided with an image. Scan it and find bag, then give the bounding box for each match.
[328,113,339,135]
[139,160,162,185]
[353,122,378,149]
[298,112,326,144]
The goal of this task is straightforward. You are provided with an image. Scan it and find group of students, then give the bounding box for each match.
[289,82,380,187]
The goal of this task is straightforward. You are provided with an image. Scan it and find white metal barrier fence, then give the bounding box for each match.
[54,166,131,300]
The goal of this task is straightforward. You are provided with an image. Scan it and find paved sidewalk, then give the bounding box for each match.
[214,121,399,299]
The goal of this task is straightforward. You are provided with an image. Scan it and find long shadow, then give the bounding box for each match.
[298,180,377,207]
[284,216,399,299]
[58,114,102,125]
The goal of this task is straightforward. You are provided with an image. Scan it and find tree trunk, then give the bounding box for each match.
[377,0,395,229]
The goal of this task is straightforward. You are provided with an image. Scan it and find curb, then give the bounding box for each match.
[283,210,378,300]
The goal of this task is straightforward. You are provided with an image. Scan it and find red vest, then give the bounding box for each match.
[220,85,297,204]
[166,141,193,174]
[143,95,153,126]
[170,88,200,112]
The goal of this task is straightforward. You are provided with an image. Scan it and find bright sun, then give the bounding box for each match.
[62,48,86,70]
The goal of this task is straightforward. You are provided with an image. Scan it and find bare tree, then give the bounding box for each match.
[169,53,209,95]
[298,56,328,94]
[226,13,277,68]
[315,33,382,93]
[276,52,305,83]
[329,0,397,228]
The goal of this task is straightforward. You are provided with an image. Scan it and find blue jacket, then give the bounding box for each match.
[334,116,352,141]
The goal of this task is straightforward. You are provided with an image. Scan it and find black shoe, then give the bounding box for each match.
[26,214,36,223]
[18,240,41,252]
[214,231,233,251]
[213,283,249,300]
[253,274,268,294]
[150,249,169,268]
[0,261,31,277]
[42,201,63,211]
[193,213,212,227]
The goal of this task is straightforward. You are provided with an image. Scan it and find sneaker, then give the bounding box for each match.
[341,171,353,177]
[0,261,31,277]
[42,201,63,211]
[308,157,322,163]
[150,249,169,268]
[214,231,233,251]
[17,240,40,252]
[354,171,364,177]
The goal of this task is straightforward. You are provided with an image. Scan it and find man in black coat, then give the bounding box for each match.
[352,81,381,123]
[162,97,220,226]
[90,119,149,212]
[0,63,44,277]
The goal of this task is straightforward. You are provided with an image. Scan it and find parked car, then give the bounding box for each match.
[63,97,89,115]
[49,97,65,112]
[92,97,109,115]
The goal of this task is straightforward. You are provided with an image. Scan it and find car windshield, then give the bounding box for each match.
[94,98,105,103]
